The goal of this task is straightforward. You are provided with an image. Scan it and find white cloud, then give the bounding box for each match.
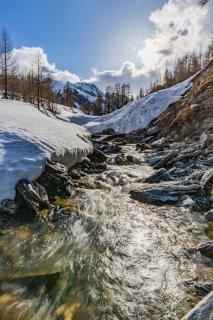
[89,61,159,94]
[11,46,80,84]
[92,0,213,93]
[139,0,213,73]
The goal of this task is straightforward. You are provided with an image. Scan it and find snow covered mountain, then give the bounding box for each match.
[66,76,194,133]
[55,81,104,109]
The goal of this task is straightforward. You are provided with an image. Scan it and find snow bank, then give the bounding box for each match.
[69,77,193,133]
[55,104,93,124]
[0,99,92,202]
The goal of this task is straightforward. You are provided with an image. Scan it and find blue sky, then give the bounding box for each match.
[0,0,165,77]
[0,0,212,93]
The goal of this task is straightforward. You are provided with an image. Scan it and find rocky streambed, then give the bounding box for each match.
[0,127,213,320]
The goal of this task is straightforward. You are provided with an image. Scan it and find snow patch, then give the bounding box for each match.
[0,100,92,202]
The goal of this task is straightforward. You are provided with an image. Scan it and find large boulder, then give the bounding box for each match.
[198,241,213,259]
[130,181,201,205]
[15,179,49,213]
[37,161,73,199]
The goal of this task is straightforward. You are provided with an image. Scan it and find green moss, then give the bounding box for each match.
[54,197,79,212]
[205,222,213,240]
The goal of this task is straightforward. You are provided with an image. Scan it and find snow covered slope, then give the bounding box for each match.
[55,104,95,125]
[69,77,193,133]
[0,99,92,202]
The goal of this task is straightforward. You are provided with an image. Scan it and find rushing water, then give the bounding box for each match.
[0,145,212,320]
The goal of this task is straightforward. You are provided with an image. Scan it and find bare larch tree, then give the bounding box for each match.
[0,27,12,99]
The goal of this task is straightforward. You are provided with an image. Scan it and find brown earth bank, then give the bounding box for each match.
[152,60,213,141]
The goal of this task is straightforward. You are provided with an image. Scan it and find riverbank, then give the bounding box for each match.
[0,127,212,319]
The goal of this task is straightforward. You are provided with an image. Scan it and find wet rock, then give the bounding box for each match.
[181,291,213,320]
[76,159,107,174]
[126,155,141,164]
[151,138,167,149]
[136,143,152,152]
[49,208,82,223]
[154,150,179,169]
[143,168,173,184]
[144,136,155,143]
[198,240,213,259]
[15,179,49,213]
[102,128,115,135]
[100,143,122,154]
[68,168,82,180]
[77,177,107,190]
[0,199,18,215]
[204,133,213,150]
[168,149,203,165]
[100,132,127,143]
[171,167,193,179]
[201,169,213,193]
[146,126,160,136]
[88,147,107,163]
[200,132,208,146]
[204,209,213,222]
[189,170,205,182]
[174,161,186,168]
[91,140,115,155]
[125,131,143,143]
[115,154,129,165]
[37,161,73,199]
[178,195,198,210]
[130,181,201,205]
[194,283,213,297]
